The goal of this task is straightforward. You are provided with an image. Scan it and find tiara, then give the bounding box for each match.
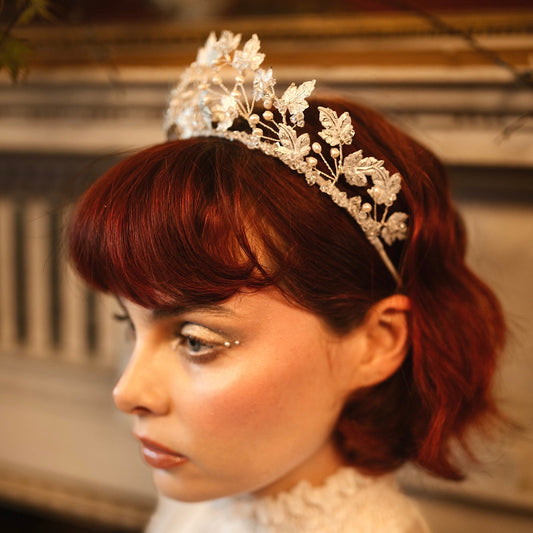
[164,31,408,281]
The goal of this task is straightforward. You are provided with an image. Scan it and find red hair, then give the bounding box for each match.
[69,98,505,480]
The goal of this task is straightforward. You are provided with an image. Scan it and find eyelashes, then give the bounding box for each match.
[175,334,219,364]
[113,312,133,327]
[113,312,136,341]
[175,323,237,364]
[113,312,238,365]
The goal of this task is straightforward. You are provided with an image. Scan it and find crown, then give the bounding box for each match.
[164,31,408,282]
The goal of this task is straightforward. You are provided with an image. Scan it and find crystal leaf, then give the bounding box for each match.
[196,32,220,66]
[345,195,362,218]
[275,81,316,116]
[368,170,402,206]
[232,34,265,71]
[276,124,310,166]
[214,31,241,57]
[175,105,211,138]
[343,150,368,186]
[164,30,408,282]
[317,107,354,146]
[381,212,409,245]
[253,68,276,99]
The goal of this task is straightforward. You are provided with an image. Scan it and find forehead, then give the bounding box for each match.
[118,288,320,328]
[118,297,238,322]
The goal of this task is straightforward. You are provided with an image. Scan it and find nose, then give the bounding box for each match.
[113,343,170,416]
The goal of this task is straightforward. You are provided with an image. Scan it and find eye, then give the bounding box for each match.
[184,334,214,354]
[113,312,136,340]
[113,312,133,327]
[175,323,236,364]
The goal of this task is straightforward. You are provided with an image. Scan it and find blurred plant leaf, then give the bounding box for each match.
[1,0,55,82]
[0,35,31,80]
[17,0,55,25]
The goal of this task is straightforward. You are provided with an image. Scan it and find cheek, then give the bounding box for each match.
[181,368,288,439]
[179,344,339,443]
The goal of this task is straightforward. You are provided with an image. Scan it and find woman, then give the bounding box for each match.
[69,32,505,532]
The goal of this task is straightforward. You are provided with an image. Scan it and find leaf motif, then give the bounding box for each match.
[276,125,310,165]
[214,31,241,56]
[253,68,276,99]
[368,171,402,206]
[342,150,368,186]
[174,105,212,139]
[317,107,354,146]
[196,32,220,65]
[344,195,362,219]
[381,212,408,245]
[275,80,315,116]
[232,34,265,71]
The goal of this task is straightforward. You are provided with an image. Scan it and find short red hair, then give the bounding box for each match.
[69,98,505,480]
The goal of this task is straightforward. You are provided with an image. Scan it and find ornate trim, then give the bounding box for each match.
[13,11,533,69]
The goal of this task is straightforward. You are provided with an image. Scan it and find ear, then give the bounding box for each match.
[344,295,411,390]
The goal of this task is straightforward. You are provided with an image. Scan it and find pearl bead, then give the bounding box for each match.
[263,99,272,109]
[362,203,372,213]
[262,110,274,121]
[307,157,318,166]
[248,114,260,125]
[312,142,322,153]
[230,89,240,98]
[253,128,263,137]
[330,148,340,158]
[212,75,222,85]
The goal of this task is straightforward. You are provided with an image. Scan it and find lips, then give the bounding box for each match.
[137,437,189,469]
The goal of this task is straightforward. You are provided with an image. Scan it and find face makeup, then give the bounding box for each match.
[137,436,189,469]
[114,289,361,501]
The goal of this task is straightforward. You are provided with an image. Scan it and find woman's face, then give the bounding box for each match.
[114,288,363,501]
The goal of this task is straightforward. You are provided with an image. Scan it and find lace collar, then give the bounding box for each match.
[218,467,396,532]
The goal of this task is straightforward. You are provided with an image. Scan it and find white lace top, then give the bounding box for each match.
[145,468,430,533]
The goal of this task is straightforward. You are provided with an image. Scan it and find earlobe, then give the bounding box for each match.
[348,295,411,389]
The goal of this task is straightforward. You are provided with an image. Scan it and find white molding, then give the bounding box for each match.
[1,65,531,166]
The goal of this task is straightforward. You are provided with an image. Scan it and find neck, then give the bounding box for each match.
[252,439,347,498]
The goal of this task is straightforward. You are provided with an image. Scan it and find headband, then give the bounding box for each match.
[164,31,408,281]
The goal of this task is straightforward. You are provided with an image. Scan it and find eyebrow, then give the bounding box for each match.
[115,296,236,322]
[151,304,236,321]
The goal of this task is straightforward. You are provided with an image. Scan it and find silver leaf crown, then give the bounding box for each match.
[164,31,408,281]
